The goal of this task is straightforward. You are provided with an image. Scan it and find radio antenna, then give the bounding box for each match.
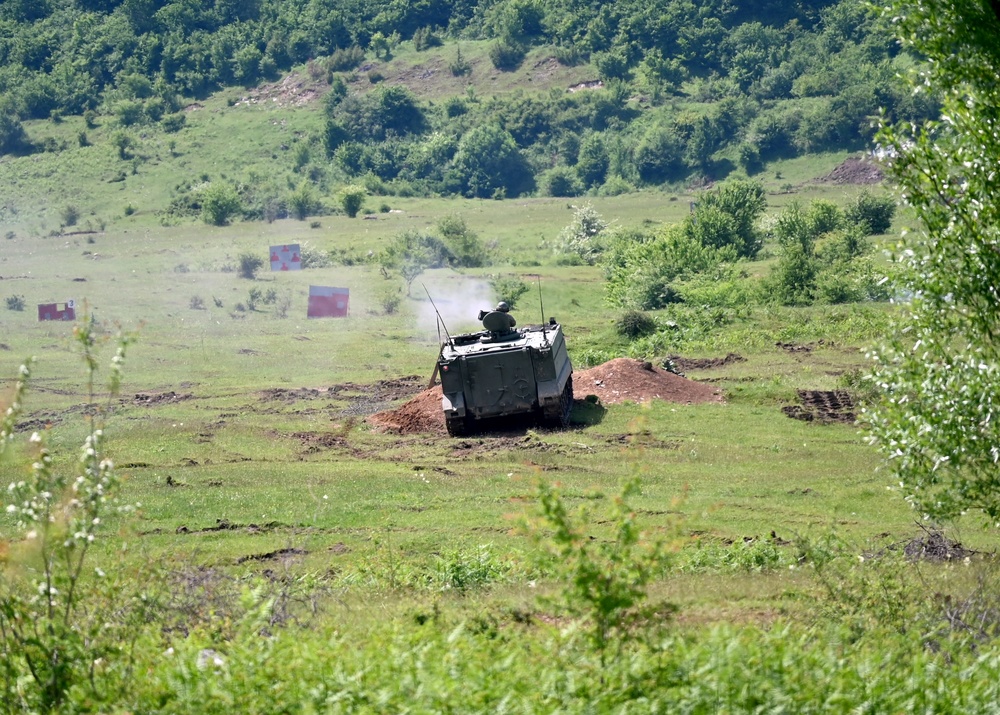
[536,276,549,344]
[422,284,452,345]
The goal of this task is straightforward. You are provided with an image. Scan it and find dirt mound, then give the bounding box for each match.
[782,390,855,424]
[821,156,884,185]
[668,353,746,371]
[575,358,724,405]
[133,391,192,405]
[367,386,446,434]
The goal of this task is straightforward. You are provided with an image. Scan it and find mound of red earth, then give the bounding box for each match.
[367,358,723,435]
[575,358,724,405]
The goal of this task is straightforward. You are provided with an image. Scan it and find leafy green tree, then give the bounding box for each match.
[449,125,534,199]
[110,131,133,160]
[575,133,609,187]
[438,214,489,267]
[489,274,529,309]
[339,185,366,218]
[634,125,686,184]
[687,179,767,258]
[378,230,454,295]
[554,203,609,265]
[845,190,896,235]
[539,166,584,197]
[603,225,737,309]
[288,181,319,220]
[200,183,242,226]
[868,0,1000,521]
[0,102,29,156]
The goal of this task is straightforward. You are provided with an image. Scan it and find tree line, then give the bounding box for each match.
[0,0,940,194]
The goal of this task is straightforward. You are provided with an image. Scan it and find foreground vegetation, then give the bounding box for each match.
[4,0,1000,711]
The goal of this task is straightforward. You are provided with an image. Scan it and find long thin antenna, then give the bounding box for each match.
[536,276,548,344]
[537,276,545,325]
[422,283,452,345]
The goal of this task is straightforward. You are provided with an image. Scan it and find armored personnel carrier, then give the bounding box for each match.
[436,307,573,436]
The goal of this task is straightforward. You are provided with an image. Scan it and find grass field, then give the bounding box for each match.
[7,58,1000,713]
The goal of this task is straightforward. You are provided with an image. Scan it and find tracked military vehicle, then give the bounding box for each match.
[436,307,573,437]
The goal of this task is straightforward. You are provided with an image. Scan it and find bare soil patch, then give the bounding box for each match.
[782,390,856,424]
[259,376,424,418]
[133,391,193,405]
[235,71,325,108]
[668,353,746,371]
[575,358,724,405]
[821,156,884,185]
[368,386,445,434]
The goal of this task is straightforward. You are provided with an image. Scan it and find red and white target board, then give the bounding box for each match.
[38,300,76,321]
[307,286,349,318]
[270,244,302,271]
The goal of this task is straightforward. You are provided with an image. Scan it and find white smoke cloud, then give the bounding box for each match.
[414,273,496,342]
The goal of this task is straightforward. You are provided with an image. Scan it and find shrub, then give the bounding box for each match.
[326,46,365,72]
[0,324,143,712]
[554,203,609,265]
[380,289,402,315]
[489,39,526,71]
[489,274,529,309]
[60,204,80,227]
[438,214,489,267]
[540,166,584,197]
[5,294,25,311]
[288,181,318,220]
[298,242,332,269]
[845,190,896,235]
[616,310,657,339]
[339,185,366,218]
[200,183,241,226]
[237,252,263,280]
[189,295,205,309]
[523,477,674,665]
[450,46,472,76]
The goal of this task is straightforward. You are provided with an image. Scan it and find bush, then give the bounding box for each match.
[5,294,25,311]
[450,46,472,76]
[60,204,80,227]
[845,190,896,235]
[489,274,529,309]
[539,166,584,197]
[339,185,366,218]
[237,252,264,280]
[616,310,657,339]
[288,182,319,220]
[326,46,365,72]
[554,203,609,265]
[200,183,241,226]
[298,242,332,269]
[489,39,526,71]
[438,214,489,267]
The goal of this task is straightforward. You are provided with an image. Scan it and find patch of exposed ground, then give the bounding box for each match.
[258,376,425,418]
[868,528,980,562]
[236,547,308,564]
[668,353,746,372]
[782,390,856,424]
[367,386,445,434]
[367,358,722,436]
[820,156,885,184]
[234,71,326,108]
[133,391,193,405]
[575,358,724,405]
